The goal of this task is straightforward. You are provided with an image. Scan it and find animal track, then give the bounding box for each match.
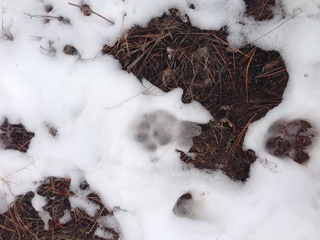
[172,191,208,220]
[266,119,315,163]
[172,193,193,218]
[132,110,202,153]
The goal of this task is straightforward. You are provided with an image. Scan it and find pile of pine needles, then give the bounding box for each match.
[0,121,119,240]
[0,177,119,240]
[103,1,287,181]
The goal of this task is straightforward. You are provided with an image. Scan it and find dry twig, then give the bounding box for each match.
[68,2,114,25]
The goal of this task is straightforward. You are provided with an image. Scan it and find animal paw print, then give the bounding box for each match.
[134,111,175,151]
[266,120,315,163]
[133,110,201,153]
[172,191,208,220]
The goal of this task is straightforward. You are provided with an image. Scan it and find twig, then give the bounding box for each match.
[24,13,70,24]
[68,2,114,25]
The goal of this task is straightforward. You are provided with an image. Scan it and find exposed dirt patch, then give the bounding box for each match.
[103,9,288,181]
[0,177,120,240]
[244,0,277,21]
[0,119,35,152]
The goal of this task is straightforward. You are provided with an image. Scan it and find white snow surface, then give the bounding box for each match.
[0,0,320,239]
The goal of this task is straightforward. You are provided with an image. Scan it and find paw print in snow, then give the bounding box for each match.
[133,110,201,153]
[172,191,209,220]
[266,119,315,163]
[172,193,194,218]
[135,111,174,151]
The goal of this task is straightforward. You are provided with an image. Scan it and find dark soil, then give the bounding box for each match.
[244,0,277,21]
[103,7,288,181]
[0,177,120,240]
[0,119,35,152]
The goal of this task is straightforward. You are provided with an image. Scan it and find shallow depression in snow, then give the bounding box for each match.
[131,110,202,153]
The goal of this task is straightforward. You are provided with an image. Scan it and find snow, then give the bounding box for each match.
[95,215,121,239]
[1,0,320,239]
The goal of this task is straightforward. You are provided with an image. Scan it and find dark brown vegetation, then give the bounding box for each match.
[0,177,119,240]
[0,121,119,239]
[244,0,276,21]
[0,119,35,152]
[103,3,288,181]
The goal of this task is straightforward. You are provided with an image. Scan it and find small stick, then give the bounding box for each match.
[68,2,114,25]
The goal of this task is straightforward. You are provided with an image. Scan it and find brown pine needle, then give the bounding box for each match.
[257,68,287,78]
[18,139,32,151]
[228,113,257,156]
[0,224,14,232]
[245,48,256,102]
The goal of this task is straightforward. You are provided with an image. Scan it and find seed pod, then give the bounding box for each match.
[81,4,92,16]
[63,45,78,55]
[44,4,53,13]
